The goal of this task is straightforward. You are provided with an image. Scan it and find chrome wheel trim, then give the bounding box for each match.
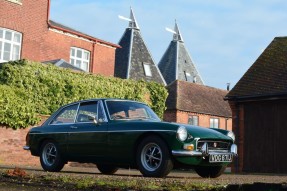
[141,143,162,172]
[42,143,57,166]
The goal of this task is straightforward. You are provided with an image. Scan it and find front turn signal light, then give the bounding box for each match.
[183,144,194,151]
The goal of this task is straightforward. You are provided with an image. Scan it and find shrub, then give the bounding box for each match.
[0,60,168,129]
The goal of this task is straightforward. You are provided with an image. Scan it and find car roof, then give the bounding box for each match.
[65,98,145,106]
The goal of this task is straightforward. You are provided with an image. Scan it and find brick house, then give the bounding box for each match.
[225,37,287,173]
[164,80,232,131]
[0,0,120,75]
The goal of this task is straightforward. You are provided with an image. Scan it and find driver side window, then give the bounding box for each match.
[76,101,98,123]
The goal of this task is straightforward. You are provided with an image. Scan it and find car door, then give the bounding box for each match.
[48,103,79,156]
[67,100,108,162]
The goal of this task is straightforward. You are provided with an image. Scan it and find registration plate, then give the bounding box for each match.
[209,154,232,163]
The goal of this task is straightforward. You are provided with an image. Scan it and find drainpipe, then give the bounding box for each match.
[235,102,239,173]
[90,41,96,73]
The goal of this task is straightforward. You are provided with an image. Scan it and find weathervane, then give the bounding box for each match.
[118,7,139,29]
[165,20,184,42]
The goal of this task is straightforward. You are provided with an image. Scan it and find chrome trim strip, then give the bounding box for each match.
[172,150,203,157]
[23,146,30,150]
[28,129,176,135]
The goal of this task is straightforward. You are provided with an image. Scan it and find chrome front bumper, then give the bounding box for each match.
[172,143,237,157]
[23,146,30,150]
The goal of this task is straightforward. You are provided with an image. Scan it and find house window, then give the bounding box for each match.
[143,63,152,77]
[210,118,219,128]
[188,115,198,126]
[70,47,90,72]
[184,71,192,82]
[0,28,22,63]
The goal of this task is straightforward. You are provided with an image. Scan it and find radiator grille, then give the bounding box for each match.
[197,140,231,151]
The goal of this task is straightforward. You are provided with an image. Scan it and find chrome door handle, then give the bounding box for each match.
[70,126,78,129]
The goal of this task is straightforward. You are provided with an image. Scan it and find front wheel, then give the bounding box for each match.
[195,166,226,178]
[97,164,118,175]
[136,135,173,177]
[40,141,65,172]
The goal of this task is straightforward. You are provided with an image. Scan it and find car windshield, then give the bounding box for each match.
[106,100,161,121]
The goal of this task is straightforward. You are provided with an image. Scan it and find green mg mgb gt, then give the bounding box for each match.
[24,98,237,178]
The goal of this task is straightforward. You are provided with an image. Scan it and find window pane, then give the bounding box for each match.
[214,119,219,128]
[70,48,75,57]
[51,104,78,124]
[76,60,81,68]
[193,116,198,126]
[0,42,2,59]
[12,45,20,60]
[70,59,75,65]
[5,31,12,41]
[82,61,88,71]
[77,101,98,123]
[76,49,82,58]
[143,64,152,76]
[84,51,89,60]
[13,33,21,43]
[3,43,11,60]
[0,29,3,38]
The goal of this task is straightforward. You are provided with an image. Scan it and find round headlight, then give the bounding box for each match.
[177,126,188,141]
[227,131,235,141]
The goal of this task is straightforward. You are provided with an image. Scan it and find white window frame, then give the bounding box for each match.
[210,118,219,128]
[188,115,198,126]
[0,28,22,63]
[70,47,90,72]
[143,63,152,77]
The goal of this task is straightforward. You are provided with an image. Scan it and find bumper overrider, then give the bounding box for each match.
[172,143,238,158]
[23,146,30,150]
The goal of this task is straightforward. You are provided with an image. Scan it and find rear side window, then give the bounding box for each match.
[50,104,78,125]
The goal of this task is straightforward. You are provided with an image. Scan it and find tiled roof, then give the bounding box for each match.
[42,59,85,72]
[166,80,231,117]
[114,9,166,85]
[226,37,287,100]
[158,22,204,85]
[48,20,120,48]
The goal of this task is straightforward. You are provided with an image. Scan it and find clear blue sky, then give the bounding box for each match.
[50,0,287,89]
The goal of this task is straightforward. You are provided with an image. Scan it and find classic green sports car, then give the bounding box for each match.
[24,99,237,178]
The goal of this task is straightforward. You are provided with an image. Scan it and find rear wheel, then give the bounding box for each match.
[136,136,173,177]
[40,141,65,172]
[195,166,226,178]
[97,164,119,175]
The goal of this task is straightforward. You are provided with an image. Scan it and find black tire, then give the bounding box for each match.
[40,140,65,172]
[195,166,226,178]
[97,164,119,175]
[136,135,173,177]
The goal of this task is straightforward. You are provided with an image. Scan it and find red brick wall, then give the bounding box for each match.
[228,101,244,173]
[0,115,49,167]
[0,0,116,76]
[164,109,232,131]
[0,126,39,167]
[163,110,177,122]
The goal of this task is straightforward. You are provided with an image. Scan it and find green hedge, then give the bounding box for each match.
[0,60,168,129]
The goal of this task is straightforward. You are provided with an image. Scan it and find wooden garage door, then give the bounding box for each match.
[243,99,287,173]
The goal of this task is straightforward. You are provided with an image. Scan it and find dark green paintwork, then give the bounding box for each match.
[26,99,234,168]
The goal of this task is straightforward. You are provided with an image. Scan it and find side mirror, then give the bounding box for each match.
[87,115,98,124]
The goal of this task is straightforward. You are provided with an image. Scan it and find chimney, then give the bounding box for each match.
[227,83,230,91]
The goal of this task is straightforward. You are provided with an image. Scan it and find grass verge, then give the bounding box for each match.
[0,168,225,191]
